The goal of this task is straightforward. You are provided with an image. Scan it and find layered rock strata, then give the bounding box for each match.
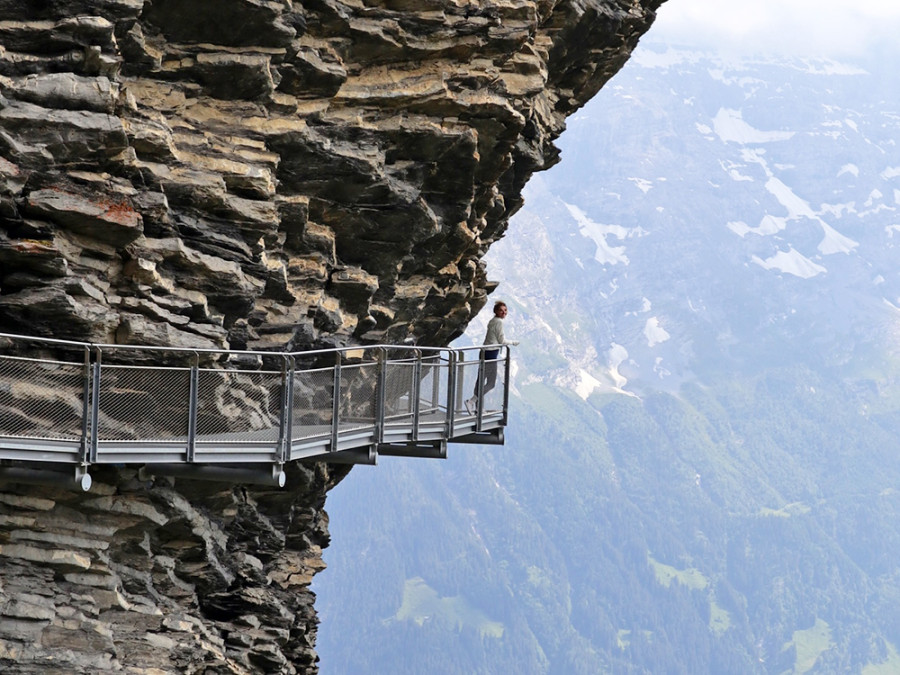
[0,0,663,351]
[0,0,664,672]
[0,464,348,673]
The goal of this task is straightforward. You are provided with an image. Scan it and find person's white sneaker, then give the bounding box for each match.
[464,397,476,415]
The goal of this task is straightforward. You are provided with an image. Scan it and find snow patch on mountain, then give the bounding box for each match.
[727,214,787,237]
[644,317,671,347]
[574,369,602,400]
[721,159,755,182]
[624,297,653,317]
[818,222,859,255]
[821,203,856,218]
[713,108,795,144]
[743,174,859,254]
[752,249,827,278]
[608,343,630,389]
[630,46,866,78]
[653,357,671,379]
[797,59,867,76]
[707,70,766,90]
[766,177,816,217]
[565,202,630,266]
[882,298,900,313]
[628,177,654,193]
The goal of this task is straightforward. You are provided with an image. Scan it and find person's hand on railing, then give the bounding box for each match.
[510,341,520,346]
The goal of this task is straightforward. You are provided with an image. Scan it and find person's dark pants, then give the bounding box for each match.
[473,349,500,399]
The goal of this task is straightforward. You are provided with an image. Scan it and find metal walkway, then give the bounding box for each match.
[0,333,510,491]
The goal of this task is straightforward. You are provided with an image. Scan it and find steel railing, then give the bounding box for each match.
[0,332,511,490]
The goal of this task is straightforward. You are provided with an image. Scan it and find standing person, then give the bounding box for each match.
[465,301,518,414]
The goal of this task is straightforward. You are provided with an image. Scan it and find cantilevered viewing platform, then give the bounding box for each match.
[0,333,510,491]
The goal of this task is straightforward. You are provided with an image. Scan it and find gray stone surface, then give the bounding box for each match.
[0,0,664,352]
[0,464,348,673]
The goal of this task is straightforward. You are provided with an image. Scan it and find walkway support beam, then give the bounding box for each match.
[89,347,101,464]
[331,351,342,453]
[0,465,92,492]
[187,352,200,463]
[144,463,286,488]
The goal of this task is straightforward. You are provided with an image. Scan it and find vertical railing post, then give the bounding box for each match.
[78,345,92,466]
[430,353,440,415]
[89,347,102,463]
[186,352,199,463]
[502,345,512,426]
[455,352,466,415]
[331,351,342,453]
[375,348,386,445]
[412,349,422,442]
[475,348,485,433]
[446,350,457,438]
[278,355,294,464]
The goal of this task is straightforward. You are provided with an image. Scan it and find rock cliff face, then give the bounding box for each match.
[0,0,664,672]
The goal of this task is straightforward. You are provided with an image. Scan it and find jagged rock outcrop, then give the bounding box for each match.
[0,1,664,672]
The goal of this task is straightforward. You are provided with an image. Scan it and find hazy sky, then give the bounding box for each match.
[649,0,900,58]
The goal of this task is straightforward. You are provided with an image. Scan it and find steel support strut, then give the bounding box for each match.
[331,351,342,452]
[89,347,102,464]
[77,345,93,487]
[186,352,200,463]
[446,351,457,437]
[0,465,92,491]
[144,463,287,487]
[375,349,386,445]
[412,349,422,442]
[378,440,447,459]
[502,345,511,427]
[278,355,294,468]
[476,348,485,432]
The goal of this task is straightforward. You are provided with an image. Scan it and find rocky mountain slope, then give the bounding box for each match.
[0,1,665,672]
[1,0,662,351]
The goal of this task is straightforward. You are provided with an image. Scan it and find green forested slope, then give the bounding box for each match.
[317,362,900,673]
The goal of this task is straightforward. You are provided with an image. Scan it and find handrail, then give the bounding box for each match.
[0,332,512,491]
[0,332,505,356]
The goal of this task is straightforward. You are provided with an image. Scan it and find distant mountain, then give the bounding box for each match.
[314,47,900,674]
[503,46,900,395]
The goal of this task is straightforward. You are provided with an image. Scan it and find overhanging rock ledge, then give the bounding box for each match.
[0,1,665,672]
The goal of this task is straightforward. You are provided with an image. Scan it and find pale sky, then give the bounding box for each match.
[649,0,900,58]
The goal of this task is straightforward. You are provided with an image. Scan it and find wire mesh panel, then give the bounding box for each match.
[291,366,334,440]
[97,365,191,442]
[481,352,506,414]
[418,355,448,423]
[196,368,283,443]
[0,355,86,441]
[383,359,417,424]
[338,361,378,432]
[0,331,510,473]
[455,357,482,417]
